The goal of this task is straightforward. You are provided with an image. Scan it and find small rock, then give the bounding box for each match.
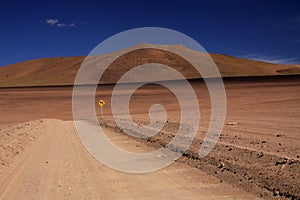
[275,159,288,165]
[226,122,238,125]
[288,159,296,165]
[257,152,264,158]
[273,190,280,196]
[218,162,225,168]
[276,134,283,137]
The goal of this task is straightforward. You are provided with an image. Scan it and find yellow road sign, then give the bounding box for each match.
[98,99,105,107]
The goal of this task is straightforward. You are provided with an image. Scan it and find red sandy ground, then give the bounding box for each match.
[0,76,299,199]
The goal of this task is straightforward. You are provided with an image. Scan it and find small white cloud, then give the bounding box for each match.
[69,22,76,27]
[45,18,76,28]
[46,18,58,25]
[242,53,298,64]
[56,23,65,27]
[57,22,76,27]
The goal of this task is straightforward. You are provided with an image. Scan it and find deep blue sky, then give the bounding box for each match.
[0,0,299,66]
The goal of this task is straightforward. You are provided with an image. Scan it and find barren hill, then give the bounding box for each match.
[0,44,299,87]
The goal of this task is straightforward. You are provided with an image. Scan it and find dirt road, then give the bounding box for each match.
[0,119,258,200]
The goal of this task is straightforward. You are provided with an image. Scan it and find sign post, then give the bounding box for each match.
[97,99,105,118]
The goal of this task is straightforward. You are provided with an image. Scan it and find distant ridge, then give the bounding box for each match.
[0,44,299,87]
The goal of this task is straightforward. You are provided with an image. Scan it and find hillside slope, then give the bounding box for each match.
[0,44,299,87]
